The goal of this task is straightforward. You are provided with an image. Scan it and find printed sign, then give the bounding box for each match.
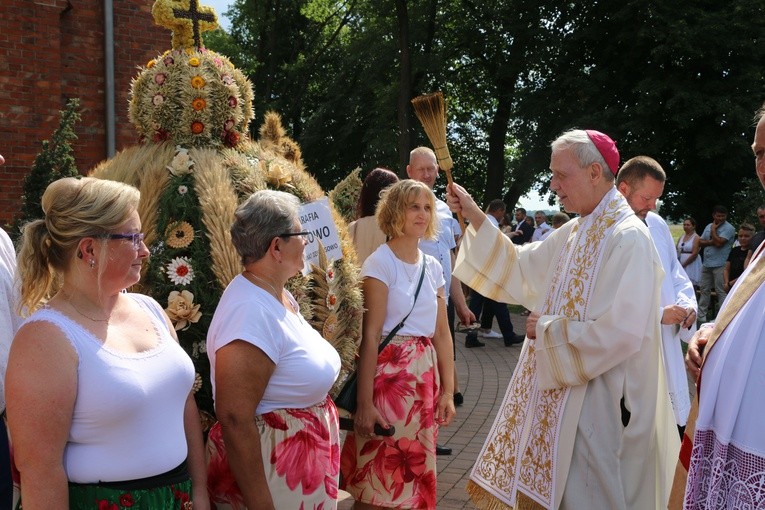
[298,196,343,274]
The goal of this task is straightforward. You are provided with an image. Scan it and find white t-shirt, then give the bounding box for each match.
[207,275,341,415]
[418,198,456,298]
[361,244,445,337]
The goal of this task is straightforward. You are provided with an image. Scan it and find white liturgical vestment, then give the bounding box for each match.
[455,188,679,510]
[646,211,696,426]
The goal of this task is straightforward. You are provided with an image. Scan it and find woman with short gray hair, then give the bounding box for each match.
[206,189,342,509]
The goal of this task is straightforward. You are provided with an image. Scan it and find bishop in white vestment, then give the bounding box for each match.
[447,129,679,510]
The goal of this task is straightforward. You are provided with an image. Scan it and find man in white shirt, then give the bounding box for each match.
[0,152,19,507]
[531,211,552,242]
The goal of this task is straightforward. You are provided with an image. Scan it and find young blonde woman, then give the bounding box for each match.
[341,179,455,509]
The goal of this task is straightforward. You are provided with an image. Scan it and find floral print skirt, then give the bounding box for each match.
[340,335,441,509]
[207,395,340,509]
[66,480,193,509]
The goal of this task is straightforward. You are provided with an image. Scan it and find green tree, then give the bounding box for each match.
[512,1,765,223]
[15,99,81,236]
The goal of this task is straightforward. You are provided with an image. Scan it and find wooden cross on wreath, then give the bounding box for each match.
[152,0,218,50]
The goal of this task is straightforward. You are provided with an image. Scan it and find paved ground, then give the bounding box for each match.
[339,312,528,509]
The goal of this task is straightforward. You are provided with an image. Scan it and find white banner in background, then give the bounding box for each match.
[298,196,343,274]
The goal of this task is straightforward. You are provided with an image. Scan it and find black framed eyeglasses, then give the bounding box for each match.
[279,231,312,240]
[99,232,146,250]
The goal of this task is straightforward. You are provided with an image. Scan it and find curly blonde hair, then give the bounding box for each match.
[376,179,439,240]
[17,177,140,314]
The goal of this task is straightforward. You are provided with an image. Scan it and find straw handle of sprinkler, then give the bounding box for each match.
[411,92,466,233]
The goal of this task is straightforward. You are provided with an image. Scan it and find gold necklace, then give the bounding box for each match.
[60,289,110,323]
[244,271,283,301]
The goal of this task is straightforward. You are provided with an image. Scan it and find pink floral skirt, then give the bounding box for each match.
[340,335,441,509]
[206,395,340,509]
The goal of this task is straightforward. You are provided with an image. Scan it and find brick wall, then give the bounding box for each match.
[0,0,168,227]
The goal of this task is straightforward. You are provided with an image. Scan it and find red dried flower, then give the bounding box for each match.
[152,128,170,143]
[118,494,134,507]
[224,130,240,147]
[191,122,204,134]
[192,97,206,111]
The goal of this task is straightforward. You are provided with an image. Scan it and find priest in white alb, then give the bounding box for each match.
[615,156,697,436]
[677,102,765,509]
[446,129,679,510]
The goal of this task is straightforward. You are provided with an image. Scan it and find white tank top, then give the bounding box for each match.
[22,294,195,483]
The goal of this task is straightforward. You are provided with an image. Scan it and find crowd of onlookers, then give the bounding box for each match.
[677,205,764,322]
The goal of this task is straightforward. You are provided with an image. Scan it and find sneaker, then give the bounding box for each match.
[436,444,452,455]
[454,392,464,406]
[479,329,502,339]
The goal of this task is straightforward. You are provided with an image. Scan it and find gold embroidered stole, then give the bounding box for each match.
[667,247,765,509]
[468,188,633,510]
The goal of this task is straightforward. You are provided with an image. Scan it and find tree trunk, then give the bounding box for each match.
[395,0,412,174]
[485,88,512,201]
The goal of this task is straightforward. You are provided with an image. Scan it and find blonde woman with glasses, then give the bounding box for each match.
[7,177,208,509]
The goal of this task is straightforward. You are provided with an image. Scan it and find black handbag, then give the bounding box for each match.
[334,262,427,415]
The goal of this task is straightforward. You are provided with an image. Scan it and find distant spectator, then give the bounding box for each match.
[463,200,524,348]
[499,213,513,236]
[540,212,571,241]
[508,208,534,245]
[531,211,551,242]
[697,205,736,322]
[676,217,702,287]
[748,205,765,252]
[744,205,765,268]
[348,168,399,264]
[724,223,754,292]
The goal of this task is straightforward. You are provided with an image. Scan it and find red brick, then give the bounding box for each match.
[0,0,168,224]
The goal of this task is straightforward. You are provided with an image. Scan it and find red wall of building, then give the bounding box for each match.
[0,0,168,227]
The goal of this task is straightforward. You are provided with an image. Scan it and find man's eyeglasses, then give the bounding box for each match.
[99,232,146,250]
[279,231,312,240]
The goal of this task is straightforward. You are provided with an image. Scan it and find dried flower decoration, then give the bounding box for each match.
[165,289,202,330]
[223,130,240,148]
[189,57,200,67]
[266,163,292,188]
[191,76,205,89]
[165,221,195,249]
[166,257,195,285]
[191,121,205,134]
[192,97,206,111]
[151,0,218,51]
[178,185,188,195]
[167,147,194,176]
